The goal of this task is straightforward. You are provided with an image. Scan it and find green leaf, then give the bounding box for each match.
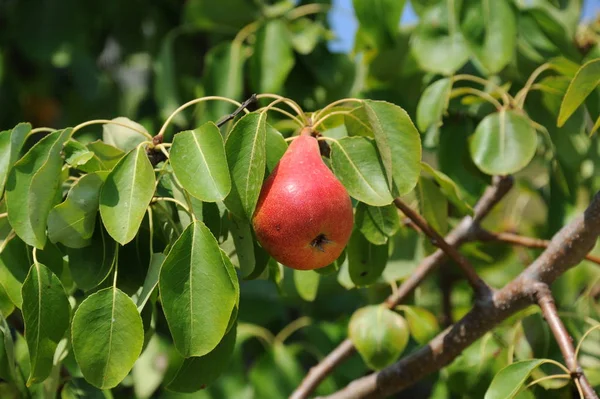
[349,305,409,370]
[0,123,30,195]
[289,18,325,55]
[249,342,304,398]
[203,43,245,123]
[159,221,237,357]
[84,141,125,172]
[265,125,288,173]
[463,0,517,74]
[184,0,257,31]
[48,172,108,248]
[5,129,71,248]
[224,112,267,220]
[229,216,269,279]
[136,253,165,312]
[21,263,70,385]
[355,202,400,245]
[558,59,600,127]
[72,287,144,389]
[352,0,404,48]
[411,3,470,75]
[293,270,320,302]
[61,378,111,399]
[469,110,538,175]
[63,140,94,168]
[171,122,231,202]
[347,229,388,286]
[330,137,393,206]
[0,236,30,308]
[154,33,185,127]
[416,176,448,237]
[484,359,552,399]
[249,19,295,93]
[420,162,473,215]
[166,324,237,392]
[363,100,422,196]
[99,146,155,245]
[67,224,116,291]
[416,78,452,133]
[400,306,439,345]
[102,117,148,153]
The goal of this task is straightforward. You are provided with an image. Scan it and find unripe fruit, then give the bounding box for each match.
[252,132,353,270]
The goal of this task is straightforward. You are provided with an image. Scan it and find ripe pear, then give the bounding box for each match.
[252,131,353,270]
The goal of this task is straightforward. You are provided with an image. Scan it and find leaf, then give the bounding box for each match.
[72,287,144,389]
[265,124,287,173]
[416,176,448,238]
[67,223,116,291]
[416,78,452,133]
[249,19,295,93]
[171,122,231,202]
[484,359,552,399]
[5,129,71,248]
[21,263,70,385]
[0,236,30,308]
[347,229,388,286]
[202,43,245,123]
[224,112,267,220]
[400,306,439,345]
[61,378,111,399]
[183,0,257,31]
[363,100,422,196]
[558,59,600,127]
[249,342,304,398]
[229,216,269,279]
[154,34,185,127]
[63,140,94,168]
[349,305,409,370]
[420,162,473,215]
[463,0,517,74]
[411,2,470,75]
[99,146,155,245]
[159,221,237,357]
[289,18,325,55]
[0,123,30,195]
[48,172,108,248]
[102,117,148,152]
[469,110,538,175]
[136,253,165,312]
[166,324,237,392]
[293,270,320,302]
[84,141,125,172]
[355,202,400,245]
[330,137,393,206]
[352,0,404,48]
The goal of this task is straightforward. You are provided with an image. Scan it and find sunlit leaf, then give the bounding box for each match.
[0,123,30,195]
[347,229,388,286]
[558,59,600,127]
[484,359,555,399]
[293,270,320,302]
[102,117,148,153]
[416,78,452,133]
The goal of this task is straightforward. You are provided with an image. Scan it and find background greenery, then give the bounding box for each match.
[1,0,600,398]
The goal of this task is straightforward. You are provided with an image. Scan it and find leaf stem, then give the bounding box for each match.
[71,119,153,140]
[28,127,56,136]
[32,247,39,266]
[313,98,364,122]
[274,317,312,344]
[152,197,194,219]
[449,87,503,110]
[256,94,307,123]
[452,74,512,107]
[286,3,331,20]
[515,63,552,108]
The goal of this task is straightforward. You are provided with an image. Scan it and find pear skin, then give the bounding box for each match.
[252,134,353,270]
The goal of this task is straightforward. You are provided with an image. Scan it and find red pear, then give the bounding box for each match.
[252,131,353,270]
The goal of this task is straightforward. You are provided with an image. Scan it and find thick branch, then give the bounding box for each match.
[290,176,513,399]
[476,230,600,266]
[393,198,491,297]
[320,191,600,399]
[536,285,599,399]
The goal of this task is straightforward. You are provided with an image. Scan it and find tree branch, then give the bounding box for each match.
[475,229,600,266]
[393,198,492,297]
[319,190,600,399]
[536,285,599,399]
[290,176,513,399]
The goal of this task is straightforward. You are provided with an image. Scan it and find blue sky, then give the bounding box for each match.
[327,0,600,53]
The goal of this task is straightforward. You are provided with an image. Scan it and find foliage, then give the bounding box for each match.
[0,0,599,398]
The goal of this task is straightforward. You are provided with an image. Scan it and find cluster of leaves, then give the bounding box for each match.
[0,0,599,398]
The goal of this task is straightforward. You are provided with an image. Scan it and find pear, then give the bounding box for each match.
[252,131,353,270]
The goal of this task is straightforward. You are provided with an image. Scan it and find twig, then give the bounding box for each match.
[319,190,600,399]
[290,176,514,399]
[215,94,258,128]
[476,229,600,266]
[536,285,599,399]
[393,198,492,298]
